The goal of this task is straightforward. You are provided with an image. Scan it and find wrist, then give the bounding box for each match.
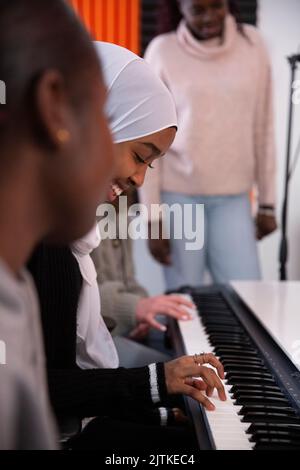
[258,205,275,217]
[136,297,146,323]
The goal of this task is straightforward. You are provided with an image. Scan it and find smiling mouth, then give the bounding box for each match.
[107,181,126,202]
[201,24,220,34]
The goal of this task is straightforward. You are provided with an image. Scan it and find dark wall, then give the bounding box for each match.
[142,0,258,54]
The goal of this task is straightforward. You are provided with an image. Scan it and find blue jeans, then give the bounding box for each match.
[161,191,261,290]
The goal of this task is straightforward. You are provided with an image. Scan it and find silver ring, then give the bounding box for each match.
[193,353,206,364]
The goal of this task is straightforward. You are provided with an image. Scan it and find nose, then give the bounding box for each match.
[130,165,148,188]
[202,10,214,23]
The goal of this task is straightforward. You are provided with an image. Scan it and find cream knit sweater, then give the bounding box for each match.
[139,15,276,211]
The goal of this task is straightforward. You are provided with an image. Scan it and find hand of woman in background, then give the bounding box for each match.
[135,295,194,332]
[128,322,151,340]
[164,353,226,411]
[256,208,278,240]
[148,220,172,265]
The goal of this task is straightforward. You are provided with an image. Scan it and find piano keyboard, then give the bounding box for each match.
[174,288,300,451]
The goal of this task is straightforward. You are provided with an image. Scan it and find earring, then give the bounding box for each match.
[57,129,70,143]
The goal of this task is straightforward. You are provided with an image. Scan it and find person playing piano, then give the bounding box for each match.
[28,41,226,451]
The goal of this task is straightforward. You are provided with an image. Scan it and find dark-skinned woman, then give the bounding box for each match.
[140,0,277,290]
[28,42,226,451]
[0,0,115,448]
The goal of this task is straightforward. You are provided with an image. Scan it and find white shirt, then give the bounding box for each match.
[72,225,119,369]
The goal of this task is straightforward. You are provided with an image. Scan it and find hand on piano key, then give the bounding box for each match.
[135,294,195,333]
[164,353,227,411]
[176,293,254,449]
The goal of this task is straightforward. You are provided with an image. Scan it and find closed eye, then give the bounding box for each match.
[134,153,155,169]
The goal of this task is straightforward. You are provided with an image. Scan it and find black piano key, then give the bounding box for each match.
[232,389,286,398]
[226,371,274,380]
[214,346,258,354]
[223,356,263,366]
[230,384,283,394]
[207,333,246,341]
[216,352,260,360]
[202,314,234,320]
[235,396,291,406]
[224,364,270,373]
[226,376,276,386]
[209,336,249,342]
[203,320,240,327]
[202,314,239,320]
[249,431,300,443]
[204,326,244,334]
[200,302,230,307]
[247,423,300,435]
[222,358,264,366]
[254,439,300,450]
[234,394,290,406]
[241,412,300,424]
[212,340,252,348]
[214,344,257,351]
[239,406,297,416]
[205,320,239,325]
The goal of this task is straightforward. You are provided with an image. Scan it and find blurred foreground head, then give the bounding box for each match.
[0,0,114,245]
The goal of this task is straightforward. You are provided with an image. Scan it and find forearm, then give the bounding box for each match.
[255,46,277,207]
[100,282,140,336]
[47,363,168,419]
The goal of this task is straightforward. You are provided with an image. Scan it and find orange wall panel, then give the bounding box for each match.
[68,0,141,55]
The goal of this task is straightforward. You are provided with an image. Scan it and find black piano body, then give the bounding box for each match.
[168,285,300,450]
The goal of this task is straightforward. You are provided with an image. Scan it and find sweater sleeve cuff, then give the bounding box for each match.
[158,407,168,426]
[148,363,168,405]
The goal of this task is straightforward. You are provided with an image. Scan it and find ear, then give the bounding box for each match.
[34,70,74,149]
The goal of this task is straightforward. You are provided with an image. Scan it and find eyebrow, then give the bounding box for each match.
[141,142,162,158]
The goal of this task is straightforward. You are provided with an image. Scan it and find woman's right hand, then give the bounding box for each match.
[164,353,226,411]
[135,295,194,332]
[148,220,172,265]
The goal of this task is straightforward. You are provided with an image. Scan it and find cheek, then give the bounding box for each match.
[48,112,114,242]
[216,9,226,21]
[47,177,98,243]
[87,114,114,184]
[71,113,114,210]
[114,153,137,180]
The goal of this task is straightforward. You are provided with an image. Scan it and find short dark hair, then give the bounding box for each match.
[0,0,99,138]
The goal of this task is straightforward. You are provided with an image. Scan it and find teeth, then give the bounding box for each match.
[111,183,123,198]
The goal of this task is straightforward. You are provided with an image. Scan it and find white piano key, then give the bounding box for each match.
[178,294,253,450]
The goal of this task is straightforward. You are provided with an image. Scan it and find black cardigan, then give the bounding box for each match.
[28,245,168,421]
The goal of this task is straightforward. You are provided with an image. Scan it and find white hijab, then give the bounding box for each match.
[74,42,178,370]
[95,41,177,142]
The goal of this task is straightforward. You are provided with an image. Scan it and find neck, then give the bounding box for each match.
[0,150,50,276]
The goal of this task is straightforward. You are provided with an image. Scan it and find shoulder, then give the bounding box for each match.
[242,24,269,51]
[240,24,272,64]
[145,32,177,59]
